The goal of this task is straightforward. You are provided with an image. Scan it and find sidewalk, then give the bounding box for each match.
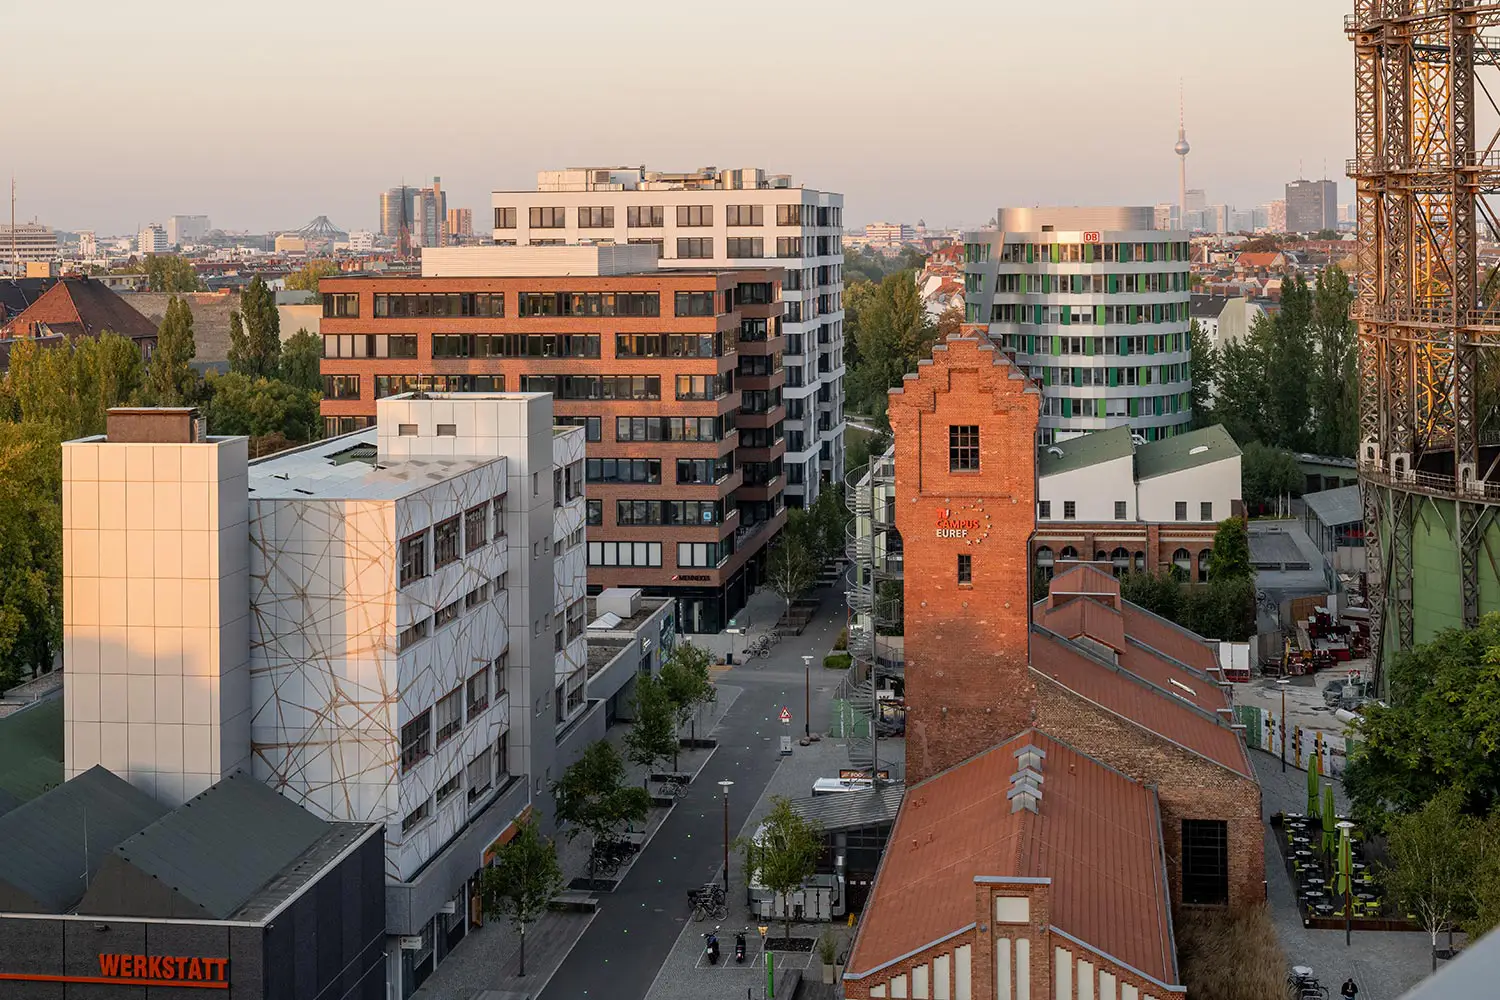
[412,687,743,999]
[645,726,904,1000]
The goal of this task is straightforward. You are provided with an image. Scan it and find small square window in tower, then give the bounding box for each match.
[949,425,980,471]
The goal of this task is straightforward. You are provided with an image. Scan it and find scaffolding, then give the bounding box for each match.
[1348,1,1500,690]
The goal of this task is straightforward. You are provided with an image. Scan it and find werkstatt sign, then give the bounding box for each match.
[934,504,991,544]
[0,954,229,989]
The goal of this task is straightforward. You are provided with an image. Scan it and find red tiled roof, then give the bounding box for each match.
[1236,251,1283,268]
[1,278,158,343]
[1048,563,1120,601]
[1121,604,1221,674]
[1030,630,1253,778]
[1039,596,1126,652]
[847,730,1176,986]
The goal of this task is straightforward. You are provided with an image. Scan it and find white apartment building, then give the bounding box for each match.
[77,230,97,258]
[138,223,168,256]
[166,214,210,246]
[1,223,59,269]
[863,221,916,243]
[493,165,846,507]
[963,207,1193,444]
[59,395,645,998]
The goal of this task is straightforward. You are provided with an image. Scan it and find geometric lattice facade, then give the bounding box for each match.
[1347,2,1500,689]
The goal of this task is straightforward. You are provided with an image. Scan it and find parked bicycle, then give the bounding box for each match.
[1288,967,1329,1000]
[589,837,636,878]
[688,882,727,921]
[659,774,691,799]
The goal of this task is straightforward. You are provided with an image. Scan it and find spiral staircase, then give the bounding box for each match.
[834,455,905,781]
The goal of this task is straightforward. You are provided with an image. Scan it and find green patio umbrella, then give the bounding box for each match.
[1322,784,1338,855]
[1336,825,1353,899]
[1307,754,1321,817]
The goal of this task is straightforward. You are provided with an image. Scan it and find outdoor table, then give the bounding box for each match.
[1292,836,1310,844]
[1305,877,1327,887]
[1313,903,1336,916]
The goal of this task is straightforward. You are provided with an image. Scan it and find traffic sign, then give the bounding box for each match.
[779,707,791,724]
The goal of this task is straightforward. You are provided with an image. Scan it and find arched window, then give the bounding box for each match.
[1133,551,1146,572]
[1111,546,1130,578]
[1036,546,1055,579]
[1094,550,1107,562]
[1198,549,1211,582]
[1059,545,1078,561]
[1172,547,1192,580]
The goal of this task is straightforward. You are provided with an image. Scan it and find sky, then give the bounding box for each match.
[4,0,1354,236]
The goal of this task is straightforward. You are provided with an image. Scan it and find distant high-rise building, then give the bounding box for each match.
[447,207,473,239]
[410,177,448,249]
[1153,203,1176,231]
[1184,188,1207,213]
[345,230,375,252]
[1263,200,1288,232]
[1230,209,1254,233]
[1207,205,1231,234]
[165,214,210,246]
[1286,179,1338,233]
[77,231,97,258]
[137,224,168,256]
[379,186,417,239]
[1,223,59,269]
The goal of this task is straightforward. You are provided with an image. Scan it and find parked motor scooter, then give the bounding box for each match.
[704,929,720,965]
[734,929,747,963]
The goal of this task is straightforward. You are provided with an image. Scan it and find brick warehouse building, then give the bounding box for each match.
[845,331,1261,1000]
[318,245,787,633]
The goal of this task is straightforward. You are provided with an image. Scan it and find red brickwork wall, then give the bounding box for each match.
[1033,523,1218,580]
[888,333,1041,784]
[1033,675,1265,911]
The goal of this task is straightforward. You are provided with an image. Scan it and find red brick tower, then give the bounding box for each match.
[889,330,1040,783]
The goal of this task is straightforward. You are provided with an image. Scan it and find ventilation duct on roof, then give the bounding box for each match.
[1008,745,1046,813]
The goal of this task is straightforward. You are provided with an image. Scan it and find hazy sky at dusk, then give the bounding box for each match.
[5,0,1353,235]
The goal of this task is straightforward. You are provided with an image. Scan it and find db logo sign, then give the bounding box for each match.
[1082,231,1102,243]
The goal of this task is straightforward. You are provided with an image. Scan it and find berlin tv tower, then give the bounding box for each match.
[1175,82,1191,226]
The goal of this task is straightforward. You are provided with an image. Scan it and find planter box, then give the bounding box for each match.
[679,737,717,750]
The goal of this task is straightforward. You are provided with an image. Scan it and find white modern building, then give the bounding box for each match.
[166,214,211,246]
[77,230,97,258]
[863,221,916,243]
[963,206,1193,444]
[138,223,168,256]
[1,223,59,269]
[492,164,846,508]
[60,396,670,998]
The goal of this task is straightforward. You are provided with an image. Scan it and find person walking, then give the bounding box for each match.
[1341,977,1359,1000]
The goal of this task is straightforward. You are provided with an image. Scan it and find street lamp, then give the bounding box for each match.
[1276,678,1290,773]
[719,779,735,892]
[1337,820,1355,946]
[802,655,814,740]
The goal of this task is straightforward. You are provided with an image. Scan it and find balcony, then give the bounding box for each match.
[737,404,786,429]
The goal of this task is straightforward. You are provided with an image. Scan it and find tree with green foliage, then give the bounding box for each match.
[140,296,198,406]
[1211,328,1272,445]
[278,329,322,393]
[1313,229,1342,242]
[202,371,320,443]
[658,641,715,768]
[623,673,678,787]
[227,276,281,378]
[1189,320,1219,429]
[283,259,340,293]
[1346,614,1500,832]
[1381,789,1478,971]
[1309,266,1359,457]
[480,816,564,977]
[5,334,143,439]
[1265,273,1314,450]
[550,740,651,885]
[143,255,203,293]
[1240,441,1303,513]
[1121,569,1185,615]
[807,485,848,565]
[1206,518,1252,581]
[738,796,824,943]
[846,428,891,479]
[766,531,820,628]
[1180,577,1257,641]
[847,271,938,420]
[0,423,63,690]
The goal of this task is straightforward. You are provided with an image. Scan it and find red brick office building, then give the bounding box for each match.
[317,245,786,632]
[846,330,1262,1000]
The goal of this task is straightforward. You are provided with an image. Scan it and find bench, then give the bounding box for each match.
[548,890,599,914]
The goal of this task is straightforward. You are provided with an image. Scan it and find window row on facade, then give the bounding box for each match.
[999,332,1189,357]
[494,204,843,230]
[964,240,1192,264]
[1032,362,1189,388]
[399,683,511,836]
[398,498,507,589]
[1038,499,1216,522]
[976,301,1191,326]
[983,271,1190,295]
[1037,393,1191,420]
[1036,544,1214,582]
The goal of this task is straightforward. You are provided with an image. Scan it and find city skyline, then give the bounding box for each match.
[6,0,1352,235]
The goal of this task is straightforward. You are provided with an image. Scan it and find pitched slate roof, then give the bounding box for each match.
[0,766,169,913]
[95,771,330,919]
[1132,424,1240,480]
[1038,425,1134,478]
[1,277,158,343]
[0,696,64,803]
[846,731,1177,988]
